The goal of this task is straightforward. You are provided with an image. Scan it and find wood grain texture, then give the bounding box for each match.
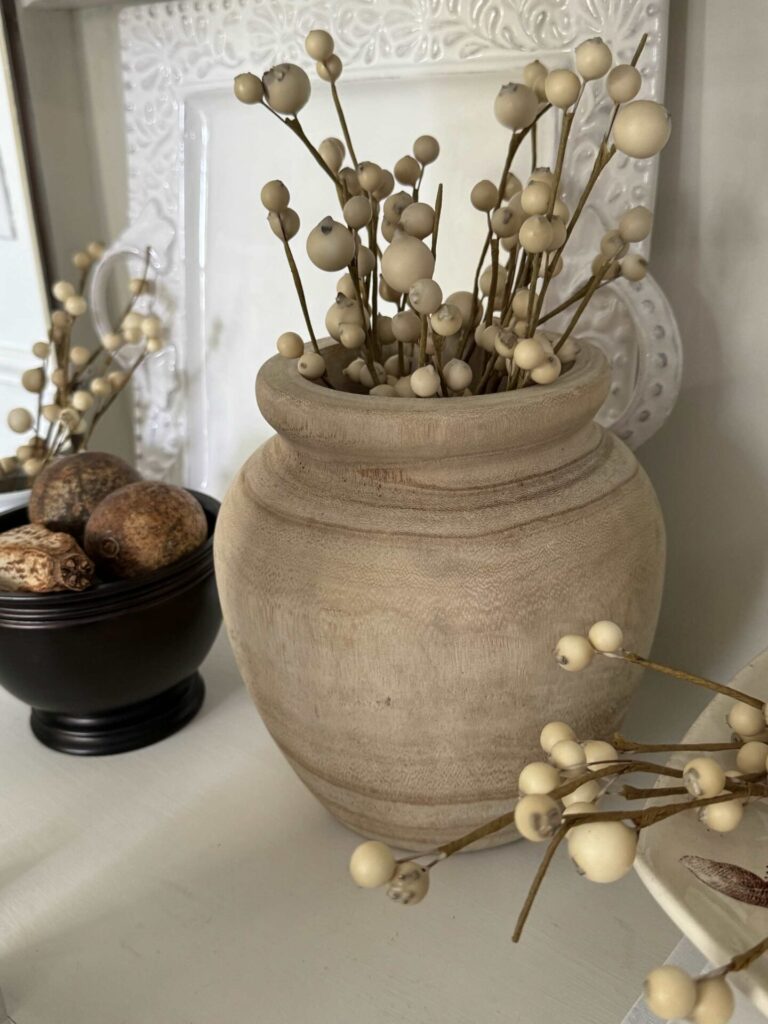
[214,344,666,849]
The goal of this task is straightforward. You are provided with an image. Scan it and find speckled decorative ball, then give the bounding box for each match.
[306,216,355,271]
[574,37,612,80]
[29,451,141,541]
[84,481,207,579]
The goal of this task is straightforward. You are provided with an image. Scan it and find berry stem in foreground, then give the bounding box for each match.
[604,650,764,709]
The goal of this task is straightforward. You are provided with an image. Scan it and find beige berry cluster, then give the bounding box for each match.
[2,245,164,480]
[234,28,670,398]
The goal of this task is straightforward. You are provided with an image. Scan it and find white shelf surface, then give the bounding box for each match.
[0,631,680,1024]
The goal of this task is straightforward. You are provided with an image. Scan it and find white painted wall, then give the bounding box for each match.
[631,0,768,739]
[14,0,768,727]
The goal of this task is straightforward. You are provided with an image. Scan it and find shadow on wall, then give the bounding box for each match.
[637,0,768,709]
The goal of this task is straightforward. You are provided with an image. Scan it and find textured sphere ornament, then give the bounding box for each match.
[307,217,355,272]
[69,346,91,368]
[607,64,642,103]
[644,966,698,1021]
[575,37,612,80]
[569,820,637,882]
[381,236,435,294]
[386,862,429,906]
[277,331,304,358]
[555,634,594,672]
[297,352,327,380]
[683,757,726,799]
[373,169,395,200]
[690,978,735,1024]
[409,278,442,315]
[588,620,624,652]
[545,68,581,109]
[514,794,561,842]
[613,100,671,158]
[29,451,140,539]
[410,365,440,398]
[356,161,383,193]
[262,63,311,115]
[85,480,207,579]
[349,841,396,888]
[32,340,50,359]
[413,135,439,164]
[305,28,334,61]
[494,83,538,130]
[234,72,263,104]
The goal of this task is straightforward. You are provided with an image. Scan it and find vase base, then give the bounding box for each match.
[30,673,205,756]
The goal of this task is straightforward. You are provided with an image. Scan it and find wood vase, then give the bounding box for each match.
[214,343,665,849]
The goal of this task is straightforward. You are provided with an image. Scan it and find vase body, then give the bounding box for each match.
[215,345,665,849]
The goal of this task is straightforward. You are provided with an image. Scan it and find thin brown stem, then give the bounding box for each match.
[431,183,444,260]
[606,650,764,710]
[329,80,359,169]
[723,934,768,976]
[613,734,742,755]
[512,824,568,943]
[281,237,320,354]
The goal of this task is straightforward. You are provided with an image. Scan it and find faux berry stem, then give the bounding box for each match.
[431,183,444,260]
[281,237,321,355]
[511,823,569,942]
[613,734,742,755]
[328,80,359,169]
[721,933,768,976]
[553,257,613,355]
[604,650,765,710]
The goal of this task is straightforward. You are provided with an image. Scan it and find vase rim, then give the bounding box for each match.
[256,341,610,460]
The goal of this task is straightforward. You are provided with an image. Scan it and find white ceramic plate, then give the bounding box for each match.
[635,649,768,1015]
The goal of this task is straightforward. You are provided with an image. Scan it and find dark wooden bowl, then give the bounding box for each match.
[0,490,221,755]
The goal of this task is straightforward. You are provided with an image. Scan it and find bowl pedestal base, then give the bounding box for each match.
[29,673,205,756]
